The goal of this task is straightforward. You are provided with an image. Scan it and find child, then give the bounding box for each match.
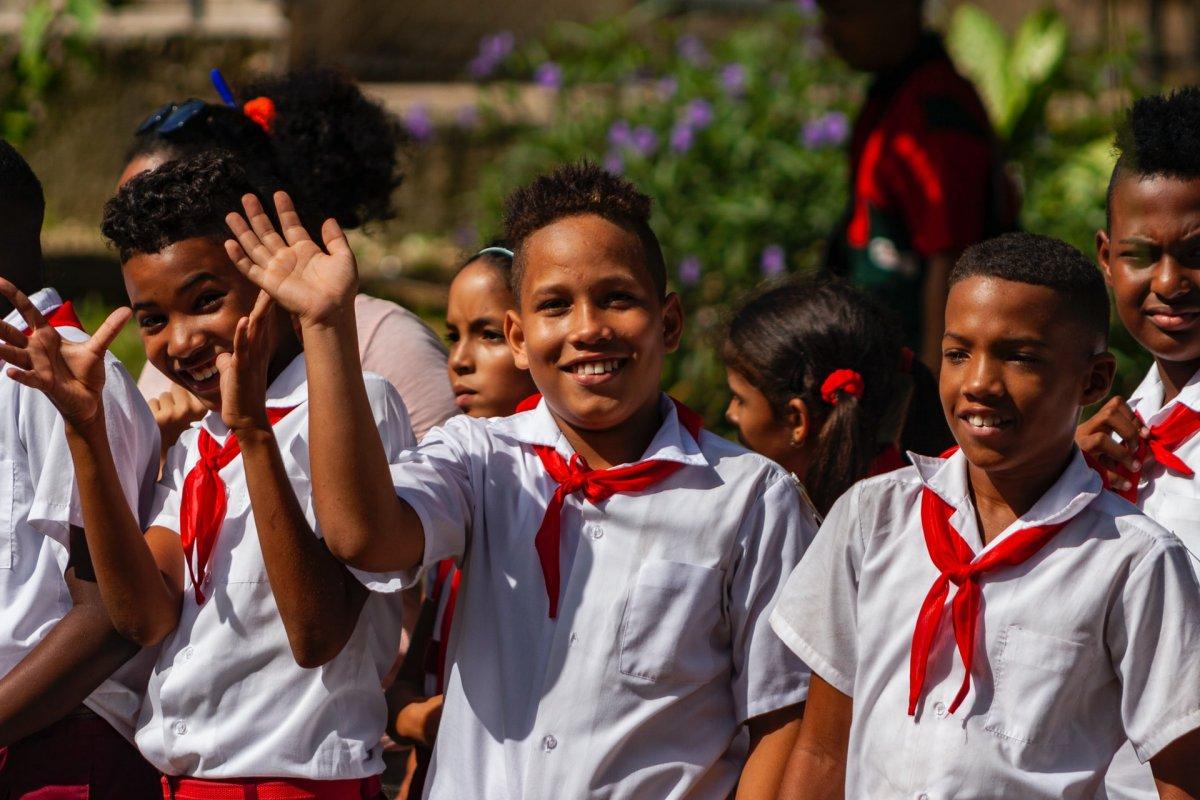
[125,68,457,443]
[723,277,906,516]
[224,162,817,799]
[771,232,1200,800]
[0,140,161,798]
[1075,87,1200,800]
[0,151,414,796]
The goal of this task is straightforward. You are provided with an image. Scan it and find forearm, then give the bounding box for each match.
[239,428,368,667]
[1152,727,1200,798]
[737,705,804,800]
[301,314,424,571]
[777,743,846,800]
[65,422,179,645]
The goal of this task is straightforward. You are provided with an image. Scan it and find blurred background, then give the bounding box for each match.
[0,0,1188,421]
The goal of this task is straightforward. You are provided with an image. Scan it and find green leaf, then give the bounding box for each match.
[946,3,1011,132]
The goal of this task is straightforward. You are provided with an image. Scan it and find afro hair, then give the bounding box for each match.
[1107,88,1200,227]
[501,161,666,297]
[951,232,1110,346]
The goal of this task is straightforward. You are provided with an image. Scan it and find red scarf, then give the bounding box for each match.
[20,300,84,335]
[520,393,704,618]
[1108,406,1200,502]
[179,406,295,603]
[909,486,1071,716]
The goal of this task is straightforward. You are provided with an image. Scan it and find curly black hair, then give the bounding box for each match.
[102,150,278,262]
[127,68,403,232]
[1107,87,1200,228]
[502,161,666,298]
[0,138,45,289]
[951,232,1109,345]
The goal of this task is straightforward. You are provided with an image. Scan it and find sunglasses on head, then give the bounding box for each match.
[135,98,209,136]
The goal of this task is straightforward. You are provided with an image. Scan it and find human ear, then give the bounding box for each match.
[785,396,812,449]
[1082,350,1117,407]
[662,292,684,354]
[1097,229,1114,286]
[504,309,529,370]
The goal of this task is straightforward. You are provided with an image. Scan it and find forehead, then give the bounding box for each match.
[520,214,654,292]
[946,276,1068,340]
[121,237,239,300]
[1111,172,1200,237]
[448,262,513,312]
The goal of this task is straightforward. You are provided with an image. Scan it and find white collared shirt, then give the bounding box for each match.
[770,448,1200,800]
[390,395,816,800]
[0,287,160,740]
[140,355,415,779]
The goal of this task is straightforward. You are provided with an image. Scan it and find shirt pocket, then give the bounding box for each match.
[0,457,14,569]
[984,624,1090,746]
[619,559,726,685]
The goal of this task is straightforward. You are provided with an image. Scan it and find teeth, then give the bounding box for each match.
[574,359,621,376]
[187,365,218,381]
[968,414,1003,428]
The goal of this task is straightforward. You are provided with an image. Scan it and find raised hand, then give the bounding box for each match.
[150,382,208,451]
[216,290,276,434]
[225,191,358,327]
[1076,395,1148,494]
[0,278,128,432]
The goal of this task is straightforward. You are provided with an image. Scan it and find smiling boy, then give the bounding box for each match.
[224,162,817,799]
[771,232,1200,800]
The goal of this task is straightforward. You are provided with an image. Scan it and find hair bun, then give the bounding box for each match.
[821,369,865,405]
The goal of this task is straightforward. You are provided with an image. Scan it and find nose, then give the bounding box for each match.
[961,352,1004,401]
[166,315,208,363]
[1151,254,1195,301]
[725,399,738,427]
[566,302,614,348]
[448,338,473,375]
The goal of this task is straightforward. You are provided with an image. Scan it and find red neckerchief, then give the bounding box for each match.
[179,406,296,603]
[428,559,461,694]
[1105,407,1200,502]
[909,459,1073,716]
[519,393,704,618]
[21,300,84,335]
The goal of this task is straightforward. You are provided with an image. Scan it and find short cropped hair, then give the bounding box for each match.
[1107,88,1200,228]
[951,232,1110,345]
[501,161,666,298]
[0,139,45,238]
[102,151,278,262]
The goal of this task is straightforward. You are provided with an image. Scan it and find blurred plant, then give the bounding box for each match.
[0,0,101,144]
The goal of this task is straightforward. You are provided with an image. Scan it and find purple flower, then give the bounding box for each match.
[678,255,702,286]
[631,125,659,157]
[677,35,709,66]
[802,111,849,149]
[469,31,515,78]
[720,63,747,97]
[608,119,633,149]
[456,104,480,130]
[534,61,564,90]
[760,245,786,276]
[669,121,694,154]
[604,151,625,175]
[657,77,679,100]
[684,98,715,129]
[404,104,434,142]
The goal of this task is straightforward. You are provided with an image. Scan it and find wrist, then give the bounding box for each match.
[299,305,356,336]
[65,412,109,445]
[233,424,275,446]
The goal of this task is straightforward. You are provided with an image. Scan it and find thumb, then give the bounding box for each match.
[321,217,353,259]
[215,351,235,377]
[87,307,132,356]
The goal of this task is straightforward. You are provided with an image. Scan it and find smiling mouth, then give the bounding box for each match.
[1146,309,1200,332]
[175,359,221,393]
[959,412,1015,432]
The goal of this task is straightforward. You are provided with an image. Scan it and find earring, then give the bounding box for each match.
[789,431,802,448]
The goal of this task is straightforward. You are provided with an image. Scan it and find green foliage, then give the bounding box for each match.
[76,293,146,376]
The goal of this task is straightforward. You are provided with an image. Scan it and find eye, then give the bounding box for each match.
[1009,351,1041,365]
[536,298,569,314]
[194,291,224,312]
[482,328,506,343]
[604,291,636,308]
[137,313,165,330]
[445,329,459,344]
[943,349,968,365]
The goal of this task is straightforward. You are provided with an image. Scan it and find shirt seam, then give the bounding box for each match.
[768,608,854,697]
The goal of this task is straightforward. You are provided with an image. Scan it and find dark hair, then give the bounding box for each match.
[724,277,902,515]
[0,139,45,289]
[951,232,1110,345]
[102,150,277,262]
[502,161,666,298]
[128,68,403,232]
[1107,88,1200,228]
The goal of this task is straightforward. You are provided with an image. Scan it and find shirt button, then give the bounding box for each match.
[541,734,558,752]
[917,794,930,800]
[934,701,946,718]
[181,646,194,662]
[588,525,604,540]
[172,720,188,736]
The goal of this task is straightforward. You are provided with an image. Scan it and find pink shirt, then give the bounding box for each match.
[137,293,458,441]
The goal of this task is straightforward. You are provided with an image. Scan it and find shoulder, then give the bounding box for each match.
[1082,490,1189,561]
[695,430,802,502]
[889,59,993,140]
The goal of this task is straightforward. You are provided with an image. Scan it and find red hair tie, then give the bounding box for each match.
[243,96,276,134]
[821,369,864,405]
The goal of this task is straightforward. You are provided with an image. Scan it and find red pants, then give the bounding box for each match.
[161,775,383,800]
[0,710,159,799]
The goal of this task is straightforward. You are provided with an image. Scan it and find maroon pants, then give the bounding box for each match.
[0,711,159,800]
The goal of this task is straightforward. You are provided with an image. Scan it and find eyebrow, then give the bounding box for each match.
[942,332,1049,348]
[131,271,220,313]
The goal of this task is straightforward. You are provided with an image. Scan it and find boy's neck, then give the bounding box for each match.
[1155,357,1200,406]
[553,394,665,470]
[965,447,1075,546]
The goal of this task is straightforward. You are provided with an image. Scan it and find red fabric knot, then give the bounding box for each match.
[908,487,1073,717]
[529,396,704,618]
[1102,407,1200,502]
[20,300,85,336]
[178,405,296,604]
[821,369,865,405]
[243,96,276,134]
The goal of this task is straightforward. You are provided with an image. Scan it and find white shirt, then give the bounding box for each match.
[770,448,1200,800]
[391,395,816,800]
[140,355,415,779]
[0,287,160,740]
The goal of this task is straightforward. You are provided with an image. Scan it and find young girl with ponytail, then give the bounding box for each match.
[723,276,908,515]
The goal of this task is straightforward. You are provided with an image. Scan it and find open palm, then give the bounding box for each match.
[0,278,128,430]
[225,191,358,326]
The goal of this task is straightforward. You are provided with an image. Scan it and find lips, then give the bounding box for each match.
[956,409,1015,438]
[562,357,628,386]
[1145,307,1200,333]
[453,385,477,409]
[174,357,221,396]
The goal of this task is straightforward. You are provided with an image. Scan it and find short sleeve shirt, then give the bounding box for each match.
[390,395,817,800]
[770,449,1200,799]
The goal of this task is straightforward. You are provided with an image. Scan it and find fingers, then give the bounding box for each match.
[249,289,274,323]
[246,290,276,347]
[149,396,161,414]
[224,238,270,288]
[0,342,32,371]
[321,217,352,257]
[1101,396,1145,444]
[241,193,288,254]
[214,351,234,376]
[226,208,276,272]
[5,365,48,393]
[0,319,28,348]
[0,278,48,331]
[274,191,311,247]
[86,307,132,357]
[232,316,250,360]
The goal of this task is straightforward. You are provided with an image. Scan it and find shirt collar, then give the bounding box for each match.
[199,353,309,438]
[492,393,708,468]
[908,446,1101,551]
[1128,363,1200,423]
[2,286,61,330]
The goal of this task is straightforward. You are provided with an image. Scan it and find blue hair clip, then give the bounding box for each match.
[476,246,514,259]
[210,68,238,108]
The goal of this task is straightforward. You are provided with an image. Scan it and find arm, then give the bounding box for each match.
[1152,727,1200,799]
[224,192,424,572]
[778,676,852,800]
[0,279,183,645]
[919,251,955,374]
[736,703,805,800]
[218,296,369,667]
[0,527,140,745]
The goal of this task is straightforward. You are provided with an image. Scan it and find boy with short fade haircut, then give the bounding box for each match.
[0,140,160,797]
[772,232,1200,800]
[225,161,817,799]
[1076,86,1200,800]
